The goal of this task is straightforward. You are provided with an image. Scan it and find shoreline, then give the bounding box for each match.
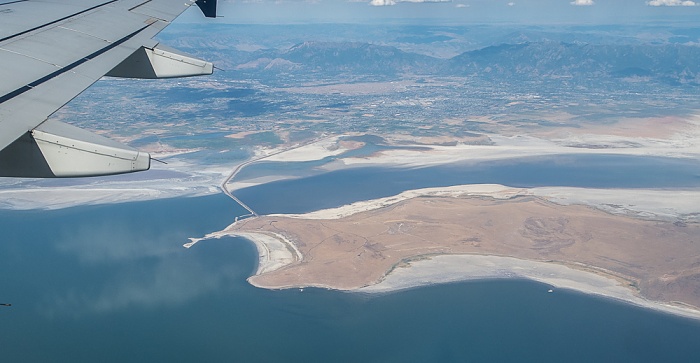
[233,228,700,320]
[272,183,700,223]
[3,129,700,210]
[4,131,700,320]
[223,183,700,320]
[356,254,700,321]
[185,227,302,276]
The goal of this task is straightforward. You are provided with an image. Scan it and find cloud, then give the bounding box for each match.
[507,2,515,6]
[455,3,468,7]
[44,233,253,317]
[369,0,450,5]
[647,0,696,5]
[45,256,240,316]
[571,0,594,5]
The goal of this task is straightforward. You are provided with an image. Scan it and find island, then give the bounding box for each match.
[186,179,700,320]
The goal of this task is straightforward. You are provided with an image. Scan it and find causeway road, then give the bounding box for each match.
[220,135,334,218]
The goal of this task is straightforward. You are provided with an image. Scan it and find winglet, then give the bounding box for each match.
[196,0,217,18]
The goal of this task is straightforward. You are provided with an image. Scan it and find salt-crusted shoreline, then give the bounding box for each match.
[0,186,217,210]
[271,183,700,223]
[231,227,700,320]
[235,183,700,320]
[3,127,700,211]
[358,254,700,320]
[270,184,529,220]
[0,162,228,210]
[338,132,700,169]
[235,231,303,275]
[185,226,302,276]
[226,229,700,320]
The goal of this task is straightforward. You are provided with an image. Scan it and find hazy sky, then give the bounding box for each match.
[176,0,700,24]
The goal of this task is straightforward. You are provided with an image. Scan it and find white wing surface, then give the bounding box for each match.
[0,0,217,177]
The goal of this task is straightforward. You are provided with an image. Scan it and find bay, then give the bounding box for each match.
[1,195,700,362]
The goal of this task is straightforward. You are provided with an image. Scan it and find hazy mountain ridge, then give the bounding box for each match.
[226,39,700,87]
[235,41,441,75]
[156,24,700,86]
[449,41,700,85]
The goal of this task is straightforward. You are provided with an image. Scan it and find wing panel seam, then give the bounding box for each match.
[0,0,119,43]
[128,0,153,11]
[0,0,28,6]
[0,24,151,105]
[0,46,64,68]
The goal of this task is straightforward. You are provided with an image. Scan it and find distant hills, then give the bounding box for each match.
[230,40,700,86]
[235,41,440,76]
[449,42,700,85]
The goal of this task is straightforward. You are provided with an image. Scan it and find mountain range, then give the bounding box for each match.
[229,40,699,86]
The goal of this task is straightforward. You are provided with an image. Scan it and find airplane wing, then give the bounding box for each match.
[0,0,218,177]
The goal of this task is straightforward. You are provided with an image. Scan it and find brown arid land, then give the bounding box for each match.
[229,194,700,312]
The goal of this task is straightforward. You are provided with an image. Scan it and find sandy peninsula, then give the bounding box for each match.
[213,184,700,319]
[190,121,700,319]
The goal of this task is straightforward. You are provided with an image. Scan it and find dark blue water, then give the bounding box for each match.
[1,196,700,362]
[235,154,700,214]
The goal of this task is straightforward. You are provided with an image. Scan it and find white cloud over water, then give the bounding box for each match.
[370,0,395,5]
[369,0,451,6]
[647,0,696,5]
[45,257,240,316]
[570,0,594,6]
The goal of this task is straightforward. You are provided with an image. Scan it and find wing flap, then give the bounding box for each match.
[107,44,213,79]
[0,120,150,178]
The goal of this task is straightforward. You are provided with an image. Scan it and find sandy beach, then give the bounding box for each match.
[358,254,700,320]
[185,226,302,277]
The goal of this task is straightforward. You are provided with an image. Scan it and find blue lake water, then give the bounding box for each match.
[235,154,700,214]
[1,193,700,362]
[3,155,700,361]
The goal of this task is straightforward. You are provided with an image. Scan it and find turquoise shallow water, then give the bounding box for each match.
[1,193,700,362]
